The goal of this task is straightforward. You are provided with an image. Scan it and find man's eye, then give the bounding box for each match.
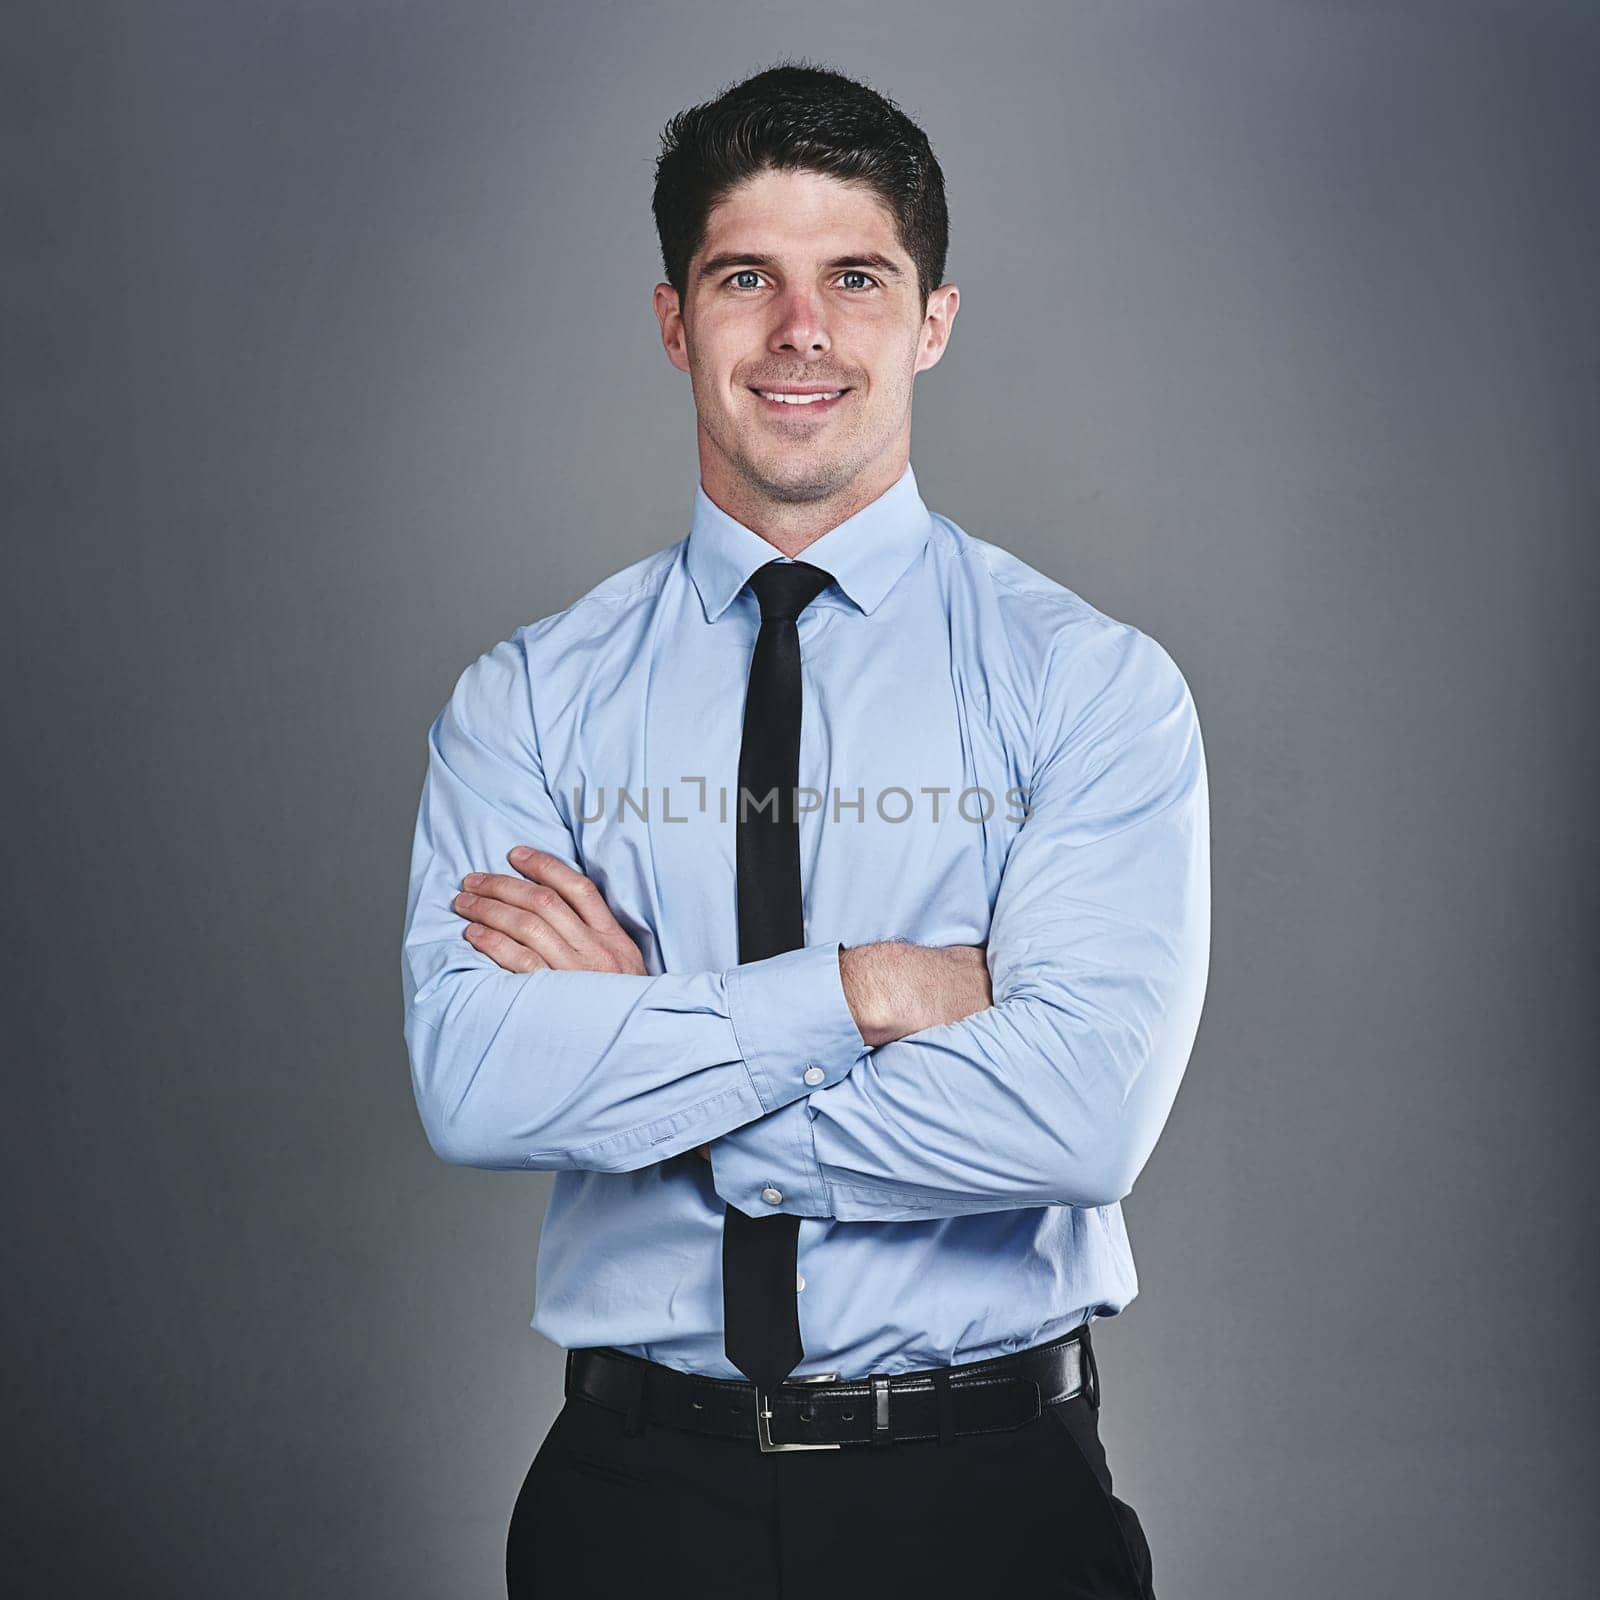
[722,270,880,291]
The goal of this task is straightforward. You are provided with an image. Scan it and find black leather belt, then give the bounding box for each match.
[564,1321,1099,1454]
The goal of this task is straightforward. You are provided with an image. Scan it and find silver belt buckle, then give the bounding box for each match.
[755,1372,842,1453]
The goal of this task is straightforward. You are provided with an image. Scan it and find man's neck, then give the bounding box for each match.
[698,453,908,558]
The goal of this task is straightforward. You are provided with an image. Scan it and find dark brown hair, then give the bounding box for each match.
[652,59,949,314]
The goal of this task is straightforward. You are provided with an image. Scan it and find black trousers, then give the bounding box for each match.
[505,1345,1157,1599]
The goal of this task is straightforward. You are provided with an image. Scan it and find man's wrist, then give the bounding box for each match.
[724,940,866,1109]
[839,941,910,1048]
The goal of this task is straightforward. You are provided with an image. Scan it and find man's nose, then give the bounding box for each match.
[769,289,830,354]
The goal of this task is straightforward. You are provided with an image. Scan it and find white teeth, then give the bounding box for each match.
[757,390,842,404]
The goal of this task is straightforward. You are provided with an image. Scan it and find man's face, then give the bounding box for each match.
[655,167,956,506]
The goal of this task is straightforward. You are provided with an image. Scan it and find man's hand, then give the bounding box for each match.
[454,847,707,1159]
[454,847,648,976]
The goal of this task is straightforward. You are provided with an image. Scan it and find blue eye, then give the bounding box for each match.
[722,270,880,292]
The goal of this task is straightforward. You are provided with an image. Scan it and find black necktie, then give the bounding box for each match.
[722,557,836,1397]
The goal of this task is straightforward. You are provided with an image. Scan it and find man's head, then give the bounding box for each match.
[652,62,958,522]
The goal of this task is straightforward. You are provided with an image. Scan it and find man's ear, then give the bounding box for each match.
[915,283,960,375]
[654,282,691,376]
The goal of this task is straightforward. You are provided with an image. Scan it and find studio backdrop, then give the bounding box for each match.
[5,2,1596,1597]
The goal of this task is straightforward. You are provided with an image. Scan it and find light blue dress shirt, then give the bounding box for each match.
[401,461,1209,1381]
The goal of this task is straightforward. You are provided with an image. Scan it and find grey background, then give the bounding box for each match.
[5,1,1596,1595]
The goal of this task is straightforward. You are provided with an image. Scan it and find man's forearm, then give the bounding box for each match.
[837,940,992,1047]
[693,940,991,1158]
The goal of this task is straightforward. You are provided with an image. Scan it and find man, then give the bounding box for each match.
[401,60,1208,1600]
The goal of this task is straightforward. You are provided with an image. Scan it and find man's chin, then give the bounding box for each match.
[738,444,856,504]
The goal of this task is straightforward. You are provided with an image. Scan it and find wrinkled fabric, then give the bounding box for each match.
[400,462,1210,1380]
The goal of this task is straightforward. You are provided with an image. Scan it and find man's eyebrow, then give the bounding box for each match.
[696,251,906,281]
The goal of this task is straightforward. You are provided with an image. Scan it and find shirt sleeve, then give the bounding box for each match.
[708,624,1210,1221]
[401,633,868,1172]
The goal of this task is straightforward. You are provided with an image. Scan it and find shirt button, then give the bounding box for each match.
[761,1185,783,1205]
[796,1273,806,1292]
[803,1065,825,1086]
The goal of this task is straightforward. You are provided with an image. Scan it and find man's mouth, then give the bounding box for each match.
[748,386,851,414]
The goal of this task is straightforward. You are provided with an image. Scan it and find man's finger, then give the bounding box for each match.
[456,873,644,974]
[455,873,602,958]
[455,882,592,969]
[464,921,550,974]
[501,850,649,975]
[507,848,626,938]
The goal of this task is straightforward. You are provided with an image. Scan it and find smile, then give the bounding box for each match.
[750,387,850,414]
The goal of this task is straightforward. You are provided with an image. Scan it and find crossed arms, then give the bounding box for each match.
[400,623,1210,1221]
[446,851,993,1161]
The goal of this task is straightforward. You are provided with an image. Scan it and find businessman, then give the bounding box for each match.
[401,59,1209,1600]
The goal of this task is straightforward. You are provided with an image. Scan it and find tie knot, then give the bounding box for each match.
[745,559,835,622]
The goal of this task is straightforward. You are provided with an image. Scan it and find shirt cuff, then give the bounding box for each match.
[725,941,867,1114]
[709,1097,832,1217]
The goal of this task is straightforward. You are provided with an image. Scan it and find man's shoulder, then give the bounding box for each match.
[929,513,1196,746]
[931,513,1156,668]
[518,541,684,649]
[440,541,683,716]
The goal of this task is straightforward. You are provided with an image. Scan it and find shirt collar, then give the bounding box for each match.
[685,461,933,622]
